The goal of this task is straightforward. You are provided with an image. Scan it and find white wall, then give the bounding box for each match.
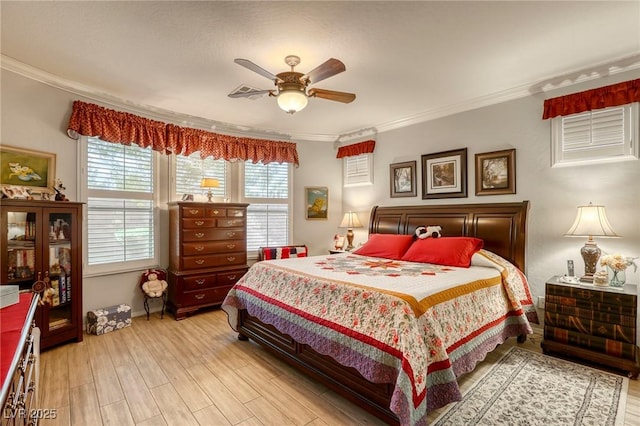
[345,69,640,302]
[2,68,639,322]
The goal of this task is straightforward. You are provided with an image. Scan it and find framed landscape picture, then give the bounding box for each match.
[305,186,328,219]
[421,148,467,199]
[390,161,417,198]
[475,149,516,195]
[0,145,56,193]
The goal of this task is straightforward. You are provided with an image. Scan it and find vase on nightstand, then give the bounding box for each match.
[608,267,626,287]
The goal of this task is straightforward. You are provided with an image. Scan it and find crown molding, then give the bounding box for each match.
[0,55,340,142]
[342,52,640,136]
[4,53,639,143]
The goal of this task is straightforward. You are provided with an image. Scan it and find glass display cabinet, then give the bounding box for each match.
[1,199,83,349]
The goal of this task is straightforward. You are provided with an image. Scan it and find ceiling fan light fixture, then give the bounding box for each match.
[277,88,308,114]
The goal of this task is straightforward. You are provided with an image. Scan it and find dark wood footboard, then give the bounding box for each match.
[237,310,400,425]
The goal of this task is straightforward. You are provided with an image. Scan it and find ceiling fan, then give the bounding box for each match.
[228,55,356,114]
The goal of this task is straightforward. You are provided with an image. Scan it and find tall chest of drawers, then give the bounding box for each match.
[168,202,249,320]
[541,275,640,378]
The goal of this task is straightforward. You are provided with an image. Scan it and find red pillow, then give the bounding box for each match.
[401,237,484,267]
[352,234,415,260]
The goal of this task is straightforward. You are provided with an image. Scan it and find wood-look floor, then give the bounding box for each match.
[38,309,640,425]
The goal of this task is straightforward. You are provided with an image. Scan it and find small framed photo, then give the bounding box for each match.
[421,148,467,199]
[305,186,328,220]
[475,149,516,196]
[181,193,194,201]
[390,161,417,198]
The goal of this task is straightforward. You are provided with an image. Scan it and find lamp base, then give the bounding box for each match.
[579,239,601,283]
[346,228,354,251]
[206,190,213,202]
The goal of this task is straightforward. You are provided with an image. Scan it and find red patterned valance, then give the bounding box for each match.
[67,100,299,165]
[542,78,640,119]
[336,140,376,158]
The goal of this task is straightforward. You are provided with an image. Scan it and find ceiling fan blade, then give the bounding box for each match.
[308,88,356,103]
[234,58,279,82]
[302,58,346,84]
[228,88,274,98]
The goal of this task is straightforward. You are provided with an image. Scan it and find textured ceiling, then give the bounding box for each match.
[1,1,639,142]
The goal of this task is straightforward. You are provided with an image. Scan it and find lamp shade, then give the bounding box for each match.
[340,211,362,228]
[200,178,219,188]
[277,89,308,114]
[564,203,619,237]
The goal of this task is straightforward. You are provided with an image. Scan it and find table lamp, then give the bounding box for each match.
[564,202,619,282]
[200,178,219,202]
[340,211,363,250]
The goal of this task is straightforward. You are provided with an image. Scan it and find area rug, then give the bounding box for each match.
[433,347,628,426]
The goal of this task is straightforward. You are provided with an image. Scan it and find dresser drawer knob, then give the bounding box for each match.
[227,275,236,280]
[189,209,200,215]
[227,232,236,237]
[195,233,205,238]
[195,220,205,226]
[194,294,205,300]
[213,210,219,215]
[196,279,205,285]
[226,244,236,249]
[227,257,236,262]
[195,246,205,252]
[195,259,205,265]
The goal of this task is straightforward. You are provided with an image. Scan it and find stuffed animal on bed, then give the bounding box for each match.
[141,272,168,297]
[414,225,442,239]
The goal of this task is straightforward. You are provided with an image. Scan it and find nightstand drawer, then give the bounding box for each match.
[547,283,636,307]
[544,326,637,360]
[544,311,636,343]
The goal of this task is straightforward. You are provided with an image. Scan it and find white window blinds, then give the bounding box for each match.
[344,153,373,186]
[552,103,638,167]
[86,137,155,267]
[243,161,290,251]
[174,153,226,200]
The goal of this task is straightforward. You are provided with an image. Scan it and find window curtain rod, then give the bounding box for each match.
[67,100,299,166]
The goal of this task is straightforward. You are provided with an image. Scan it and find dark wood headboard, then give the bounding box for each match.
[368,201,529,272]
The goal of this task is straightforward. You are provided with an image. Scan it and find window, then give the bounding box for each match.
[344,153,373,186]
[551,103,639,167]
[82,137,157,275]
[173,153,227,200]
[241,161,291,253]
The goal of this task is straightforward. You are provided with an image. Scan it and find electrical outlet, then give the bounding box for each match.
[537,296,545,309]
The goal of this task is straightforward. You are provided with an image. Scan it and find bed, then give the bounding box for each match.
[222,201,537,425]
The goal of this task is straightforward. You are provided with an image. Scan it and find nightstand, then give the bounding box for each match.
[541,275,640,378]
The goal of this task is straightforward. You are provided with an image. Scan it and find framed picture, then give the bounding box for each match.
[421,148,467,199]
[305,186,328,220]
[0,145,56,193]
[390,161,417,198]
[475,149,516,196]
